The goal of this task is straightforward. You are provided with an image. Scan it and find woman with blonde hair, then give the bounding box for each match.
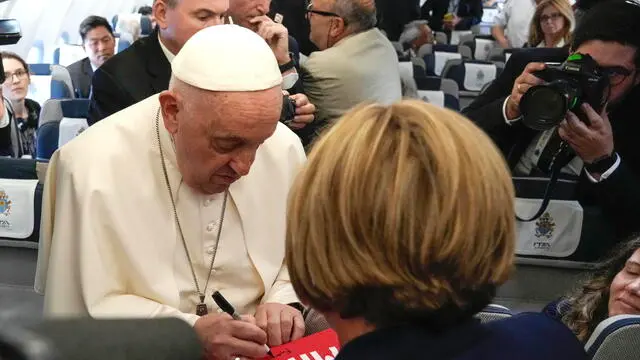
[285,101,587,359]
[527,0,574,48]
[550,236,640,342]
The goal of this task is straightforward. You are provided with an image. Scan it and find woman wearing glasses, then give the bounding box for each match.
[526,0,574,48]
[0,52,40,157]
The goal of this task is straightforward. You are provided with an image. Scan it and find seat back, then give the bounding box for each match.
[28,64,74,104]
[415,76,460,111]
[53,44,85,67]
[0,158,42,247]
[35,122,60,161]
[424,51,463,76]
[475,304,513,323]
[117,38,132,53]
[140,15,153,36]
[442,60,499,109]
[472,36,497,61]
[585,315,640,360]
[36,99,90,160]
[434,31,447,45]
[450,30,473,45]
[442,60,499,90]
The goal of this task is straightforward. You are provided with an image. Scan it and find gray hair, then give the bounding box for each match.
[332,0,377,33]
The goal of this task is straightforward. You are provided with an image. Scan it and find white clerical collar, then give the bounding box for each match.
[158,34,176,63]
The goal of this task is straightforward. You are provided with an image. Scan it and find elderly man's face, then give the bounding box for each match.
[228,0,271,31]
[156,0,228,53]
[169,87,282,194]
[307,0,343,50]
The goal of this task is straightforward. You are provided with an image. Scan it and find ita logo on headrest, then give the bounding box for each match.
[0,190,11,216]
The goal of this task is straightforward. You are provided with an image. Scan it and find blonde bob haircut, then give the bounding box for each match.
[528,0,574,48]
[286,101,516,328]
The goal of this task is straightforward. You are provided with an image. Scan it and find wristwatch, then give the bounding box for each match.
[279,56,296,73]
[585,152,619,174]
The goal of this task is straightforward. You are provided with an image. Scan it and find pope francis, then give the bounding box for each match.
[35,25,307,359]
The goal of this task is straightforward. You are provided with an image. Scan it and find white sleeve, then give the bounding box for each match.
[0,103,9,129]
[503,96,522,125]
[42,150,201,327]
[585,154,621,183]
[494,0,510,27]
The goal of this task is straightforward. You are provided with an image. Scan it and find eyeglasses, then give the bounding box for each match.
[540,13,563,22]
[305,2,345,23]
[3,69,28,83]
[601,65,636,86]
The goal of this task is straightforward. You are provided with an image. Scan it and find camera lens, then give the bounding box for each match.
[520,84,569,131]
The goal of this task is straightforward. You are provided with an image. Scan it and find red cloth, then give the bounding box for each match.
[261,329,341,360]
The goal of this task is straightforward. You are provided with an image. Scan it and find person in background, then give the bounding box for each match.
[492,0,541,48]
[375,0,421,41]
[0,52,40,157]
[67,16,115,99]
[302,0,401,140]
[269,0,318,55]
[285,101,587,359]
[138,5,153,15]
[546,236,640,342]
[138,5,157,29]
[463,0,640,245]
[526,0,573,48]
[420,0,483,32]
[88,0,315,140]
[227,0,315,145]
[397,20,434,59]
[226,0,303,93]
[115,14,143,45]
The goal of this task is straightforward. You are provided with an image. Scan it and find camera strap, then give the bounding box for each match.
[516,167,561,222]
[516,139,572,222]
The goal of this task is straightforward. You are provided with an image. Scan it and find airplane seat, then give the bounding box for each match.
[423,51,463,77]
[585,315,640,360]
[53,44,86,67]
[441,59,499,110]
[140,15,153,36]
[28,64,74,105]
[0,158,43,296]
[475,304,513,323]
[36,99,90,161]
[415,76,460,111]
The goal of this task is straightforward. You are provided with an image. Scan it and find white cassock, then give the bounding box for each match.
[34,25,307,326]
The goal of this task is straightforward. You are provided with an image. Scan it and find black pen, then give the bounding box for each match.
[212,291,274,358]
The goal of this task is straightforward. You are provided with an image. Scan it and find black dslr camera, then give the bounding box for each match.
[518,53,609,174]
[520,53,609,131]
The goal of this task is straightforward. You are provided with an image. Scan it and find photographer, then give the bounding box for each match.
[462,0,640,242]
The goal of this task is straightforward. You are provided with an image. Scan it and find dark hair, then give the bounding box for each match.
[562,235,640,341]
[572,0,640,67]
[79,15,114,43]
[1,51,29,74]
[138,5,153,15]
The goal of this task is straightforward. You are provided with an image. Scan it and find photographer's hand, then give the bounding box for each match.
[558,103,614,164]
[505,62,546,120]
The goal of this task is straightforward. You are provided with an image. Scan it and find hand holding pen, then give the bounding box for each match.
[213,291,275,358]
[193,296,271,360]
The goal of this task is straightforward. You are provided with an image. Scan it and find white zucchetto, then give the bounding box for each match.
[171,25,282,92]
